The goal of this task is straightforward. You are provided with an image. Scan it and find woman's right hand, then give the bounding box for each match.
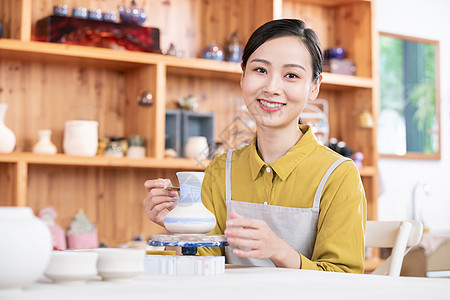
[143,178,179,227]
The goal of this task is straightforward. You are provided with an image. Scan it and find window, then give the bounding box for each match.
[378,32,440,159]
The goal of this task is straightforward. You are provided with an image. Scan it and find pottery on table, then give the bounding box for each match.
[33,129,57,154]
[44,251,98,284]
[92,248,145,281]
[164,172,216,234]
[63,120,98,157]
[0,207,52,292]
[0,103,16,153]
[184,136,209,161]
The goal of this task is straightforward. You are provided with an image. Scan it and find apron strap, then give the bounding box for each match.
[313,157,351,209]
[225,150,235,202]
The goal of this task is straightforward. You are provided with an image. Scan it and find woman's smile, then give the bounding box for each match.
[257,98,286,112]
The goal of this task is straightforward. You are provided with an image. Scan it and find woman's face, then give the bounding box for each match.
[241,36,322,130]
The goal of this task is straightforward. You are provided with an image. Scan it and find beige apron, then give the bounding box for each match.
[224,149,350,266]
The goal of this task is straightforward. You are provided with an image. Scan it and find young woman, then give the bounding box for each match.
[143,19,366,273]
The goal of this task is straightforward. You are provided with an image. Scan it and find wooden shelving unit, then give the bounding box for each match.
[0,0,378,247]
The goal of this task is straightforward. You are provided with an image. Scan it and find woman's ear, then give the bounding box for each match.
[308,74,323,102]
[240,62,245,88]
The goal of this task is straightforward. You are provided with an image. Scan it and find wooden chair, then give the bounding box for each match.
[366,220,423,276]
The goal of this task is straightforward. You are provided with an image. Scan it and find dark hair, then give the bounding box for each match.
[241,19,323,81]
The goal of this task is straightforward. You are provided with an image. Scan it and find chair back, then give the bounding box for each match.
[366,220,423,276]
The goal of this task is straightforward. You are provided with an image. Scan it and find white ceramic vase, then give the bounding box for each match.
[63,120,98,157]
[0,103,16,153]
[0,207,52,292]
[164,172,216,234]
[184,136,209,161]
[32,129,57,154]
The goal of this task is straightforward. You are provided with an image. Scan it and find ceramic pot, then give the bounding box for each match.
[63,120,98,157]
[0,207,52,292]
[0,103,16,153]
[184,136,209,161]
[32,129,57,154]
[164,172,216,234]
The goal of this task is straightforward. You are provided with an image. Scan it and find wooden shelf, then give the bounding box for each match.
[0,152,207,170]
[0,39,373,87]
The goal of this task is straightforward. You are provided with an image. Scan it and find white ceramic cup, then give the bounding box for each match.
[93,248,145,281]
[44,251,98,284]
[63,120,98,157]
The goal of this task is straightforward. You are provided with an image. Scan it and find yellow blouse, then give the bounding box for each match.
[198,125,366,273]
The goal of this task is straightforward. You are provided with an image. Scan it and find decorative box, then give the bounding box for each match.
[35,15,161,53]
[323,58,356,75]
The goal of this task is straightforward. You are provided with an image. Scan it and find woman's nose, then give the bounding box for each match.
[263,74,282,95]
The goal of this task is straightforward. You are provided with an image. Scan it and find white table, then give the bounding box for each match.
[4,266,450,300]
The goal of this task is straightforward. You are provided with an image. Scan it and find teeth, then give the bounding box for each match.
[259,99,283,108]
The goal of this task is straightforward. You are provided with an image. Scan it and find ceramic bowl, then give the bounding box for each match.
[93,248,145,281]
[44,251,98,284]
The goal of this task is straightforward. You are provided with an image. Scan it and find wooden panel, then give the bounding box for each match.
[282,0,335,50]
[362,176,376,220]
[197,0,274,58]
[283,1,373,77]
[124,65,159,158]
[27,165,177,246]
[0,163,16,206]
[166,74,242,143]
[0,0,24,39]
[334,2,373,77]
[0,58,126,152]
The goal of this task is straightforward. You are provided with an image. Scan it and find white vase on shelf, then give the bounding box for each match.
[0,103,16,153]
[32,129,57,154]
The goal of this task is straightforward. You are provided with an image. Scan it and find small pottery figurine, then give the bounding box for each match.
[33,129,57,154]
[0,103,16,153]
[225,32,243,63]
[178,95,199,111]
[184,136,209,161]
[352,152,364,169]
[127,135,146,158]
[165,43,184,57]
[118,0,147,25]
[67,209,98,249]
[164,172,216,234]
[72,7,88,19]
[0,207,52,292]
[38,206,67,250]
[53,5,68,16]
[201,42,224,61]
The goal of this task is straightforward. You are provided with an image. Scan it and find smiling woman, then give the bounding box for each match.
[378,32,441,159]
[143,19,367,273]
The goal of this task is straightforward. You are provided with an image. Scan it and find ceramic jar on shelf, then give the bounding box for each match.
[184,136,209,161]
[0,103,16,153]
[0,207,52,292]
[63,120,98,157]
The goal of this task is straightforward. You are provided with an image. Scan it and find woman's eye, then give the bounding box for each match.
[254,67,267,74]
[285,73,299,79]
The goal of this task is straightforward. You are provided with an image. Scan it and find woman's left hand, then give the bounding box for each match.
[225,211,301,268]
